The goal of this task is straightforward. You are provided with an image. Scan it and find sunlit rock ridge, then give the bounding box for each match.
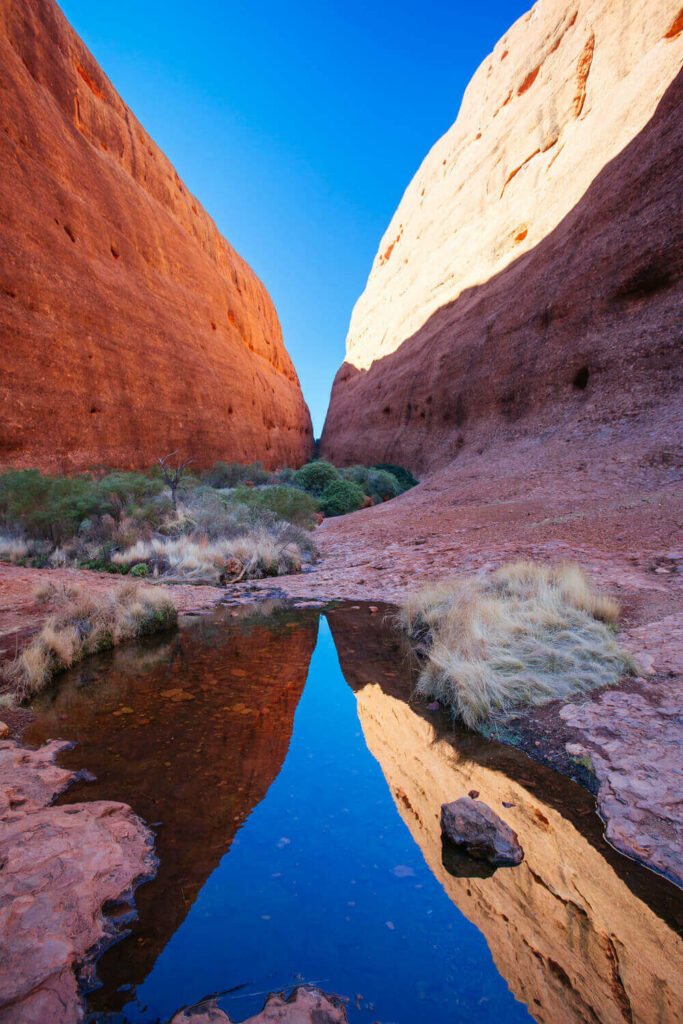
[321,0,683,473]
[0,0,313,472]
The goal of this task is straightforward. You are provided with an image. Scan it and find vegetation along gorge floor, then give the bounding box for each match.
[0,0,681,1022]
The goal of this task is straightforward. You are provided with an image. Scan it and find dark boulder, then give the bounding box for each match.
[441,797,524,866]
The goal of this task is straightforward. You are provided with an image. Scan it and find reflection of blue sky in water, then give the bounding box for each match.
[123,618,531,1024]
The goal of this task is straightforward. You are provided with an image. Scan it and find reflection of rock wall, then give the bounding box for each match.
[355,685,683,1024]
[24,614,318,1010]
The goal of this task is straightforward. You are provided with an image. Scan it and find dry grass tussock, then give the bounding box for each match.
[111,527,304,583]
[400,561,636,729]
[3,580,176,702]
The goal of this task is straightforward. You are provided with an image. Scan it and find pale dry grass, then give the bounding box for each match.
[0,534,30,563]
[4,581,177,702]
[112,528,303,583]
[400,561,635,728]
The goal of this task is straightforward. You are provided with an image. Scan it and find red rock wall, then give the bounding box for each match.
[0,0,313,472]
[321,0,683,475]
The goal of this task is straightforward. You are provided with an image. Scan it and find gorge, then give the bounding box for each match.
[0,0,681,1022]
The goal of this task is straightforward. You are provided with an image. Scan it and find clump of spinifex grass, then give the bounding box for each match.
[4,580,177,702]
[400,561,636,729]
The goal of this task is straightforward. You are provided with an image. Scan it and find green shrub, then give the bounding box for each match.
[0,470,108,541]
[295,460,340,495]
[98,471,164,506]
[342,465,401,501]
[202,461,271,488]
[275,466,297,486]
[319,478,365,517]
[227,486,318,528]
[131,562,149,577]
[372,463,418,491]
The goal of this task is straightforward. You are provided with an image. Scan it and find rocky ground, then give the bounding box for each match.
[0,423,680,1018]
[0,738,156,1024]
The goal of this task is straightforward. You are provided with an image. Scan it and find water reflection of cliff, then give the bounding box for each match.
[327,607,683,1024]
[24,610,318,1012]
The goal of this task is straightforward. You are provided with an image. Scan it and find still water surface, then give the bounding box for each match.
[24,604,683,1024]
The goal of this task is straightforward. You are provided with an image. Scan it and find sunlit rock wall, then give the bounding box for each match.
[0,0,313,472]
[321,0,683,473]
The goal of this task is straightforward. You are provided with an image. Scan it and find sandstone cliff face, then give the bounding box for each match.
[321,0,683,473]
[0,0,313,473]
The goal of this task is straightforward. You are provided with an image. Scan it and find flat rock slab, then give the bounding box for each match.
[562,676,683,886]
[170,986,348,1023]
[441,797,524,866]
[0,738,157,1024]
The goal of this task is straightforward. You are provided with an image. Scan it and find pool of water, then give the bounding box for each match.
[24,603,683,1024]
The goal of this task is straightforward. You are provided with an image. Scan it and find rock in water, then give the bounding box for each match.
[0,0,313,472]
[321,0,683,473]
[441,797,524,866]
[169,986,348,1023]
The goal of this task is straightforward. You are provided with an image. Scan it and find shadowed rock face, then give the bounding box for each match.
[321,0,682,474]
[352,684,683,1024]
[23,611,319,1013]
[0,0,313,472]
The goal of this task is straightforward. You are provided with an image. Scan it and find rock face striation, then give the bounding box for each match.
[0,0,313,473]
[321,0,683,473]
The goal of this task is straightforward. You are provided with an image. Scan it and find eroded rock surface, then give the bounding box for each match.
[321,0,682,473]
[169,986,347,1024]
[441,797,524,865]
[0,738,156,1024]
[562,679,683,885]
[0,0,313,472]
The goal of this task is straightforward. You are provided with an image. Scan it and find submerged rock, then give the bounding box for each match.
[169,986,348,1023]
[441,797,524,866]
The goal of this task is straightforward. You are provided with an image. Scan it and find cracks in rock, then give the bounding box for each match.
[500,148,541,198]
[573,33,595,118]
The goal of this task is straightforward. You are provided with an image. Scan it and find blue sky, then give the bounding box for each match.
[60,0,530,435]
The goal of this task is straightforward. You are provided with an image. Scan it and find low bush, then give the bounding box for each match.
[202,460,271,488]
[227,485,319,528]
[319,478,366,517]
[4,581,177,702]
[0,470,107,541]
[294,460,340,495]
[99,471,165,506]
[372,463,418,491]
[341,465,402,501]
[400,561,635,729]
